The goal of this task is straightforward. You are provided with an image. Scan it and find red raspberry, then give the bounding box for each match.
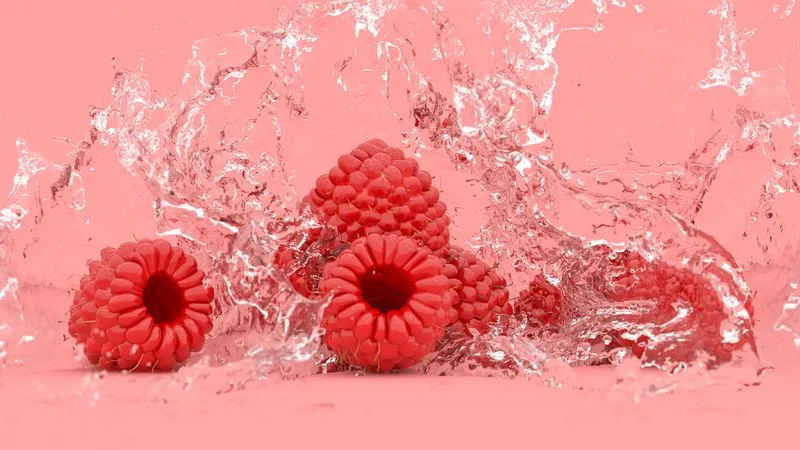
[303,139,451,256]
[319,233,453,372]
[272,226,350,297]
[600,248,756,363]
[441,246,512,333]
[68,239,215,372]
[515,274,563,328]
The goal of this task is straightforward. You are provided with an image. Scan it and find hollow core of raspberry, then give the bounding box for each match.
[142,272,184,323]
[359,265,414,313]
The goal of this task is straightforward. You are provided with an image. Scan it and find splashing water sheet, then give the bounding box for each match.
[1,0,799,447]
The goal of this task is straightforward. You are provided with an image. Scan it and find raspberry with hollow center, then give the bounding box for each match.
[303,138,451,257]
[515,274,563,328]
[319,233,453,372]
[441,246,512,333]
[68,239,215,372]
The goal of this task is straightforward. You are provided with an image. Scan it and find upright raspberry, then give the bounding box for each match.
[303,139,451,257]
[441,246,512,333]
[319,234,454,372]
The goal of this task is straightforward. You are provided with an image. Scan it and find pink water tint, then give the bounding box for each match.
[1,0,800,446]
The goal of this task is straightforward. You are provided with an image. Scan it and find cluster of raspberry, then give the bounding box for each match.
[67,139,755,373]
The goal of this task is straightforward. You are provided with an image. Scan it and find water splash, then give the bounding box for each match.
[775,284,800,347]
[1,0,798,398]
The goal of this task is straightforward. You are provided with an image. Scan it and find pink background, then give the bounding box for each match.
[2,0,799,447]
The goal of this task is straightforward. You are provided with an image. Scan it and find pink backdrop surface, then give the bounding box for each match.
[1,0,799,447]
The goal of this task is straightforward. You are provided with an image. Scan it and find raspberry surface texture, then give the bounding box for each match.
[68,239,215,372]
[319,233,454,372]
[515,274,563,329]
[599,248,756,364]
[304,138,451,257]
[442,246,512,333]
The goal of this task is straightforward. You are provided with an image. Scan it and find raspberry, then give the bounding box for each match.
[441,246,512,333]
[303,138,451,256]
[515,274,563,328]
[600,248,756,364]
[68,239,215,372]
[318,233,453,372]
[273,226,350,297]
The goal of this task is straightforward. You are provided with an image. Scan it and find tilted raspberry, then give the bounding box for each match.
[319,233,454,372]
[68,239,215,372]
[599,248,756,364]
[441,246,512,333]
[272,226,350,297]
[303,139,451,257]
[515,274,563,329]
